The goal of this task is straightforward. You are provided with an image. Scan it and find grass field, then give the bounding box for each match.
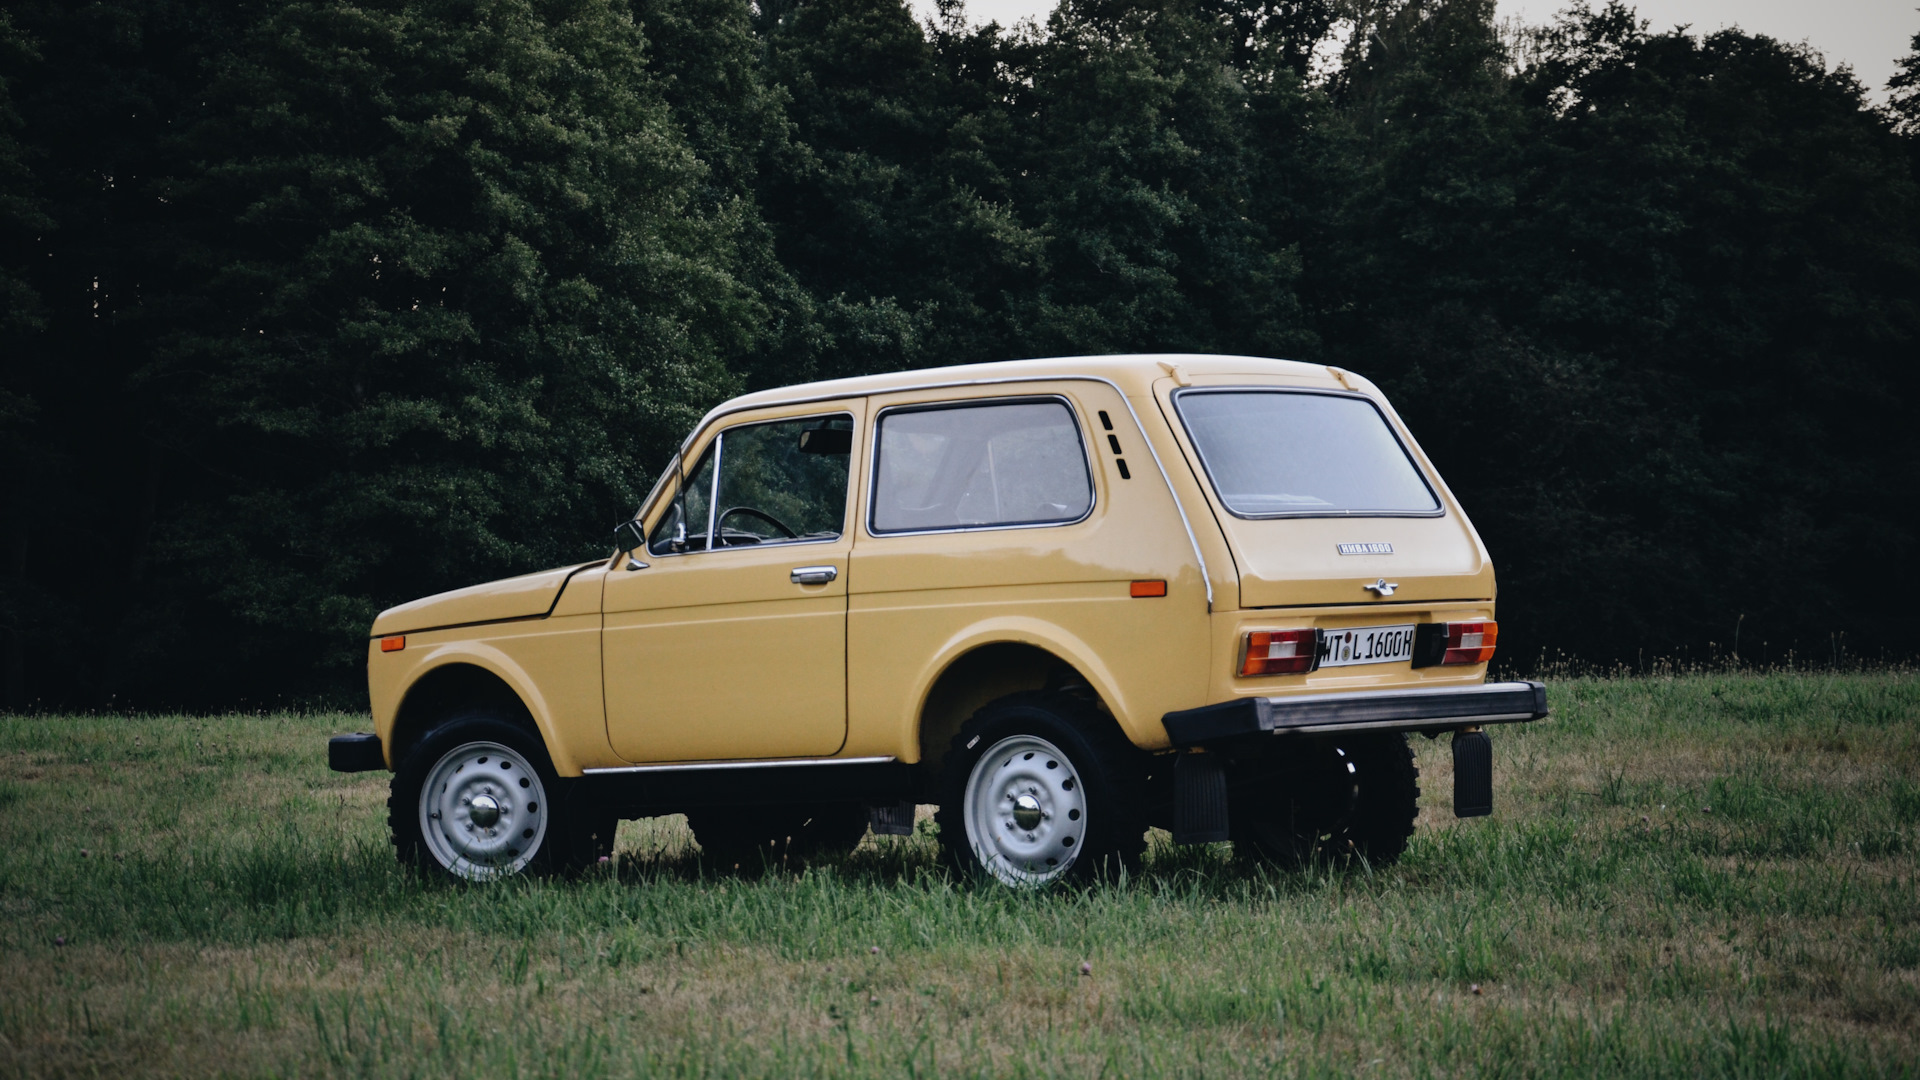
[2,672,1917,1078]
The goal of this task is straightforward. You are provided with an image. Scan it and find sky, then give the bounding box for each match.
[907,0,1918,101]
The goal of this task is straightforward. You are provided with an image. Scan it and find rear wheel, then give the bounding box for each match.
[1231,733,1420,869]
[686,803,869,871]
[936,691,1146,887]
[390,710,615,881]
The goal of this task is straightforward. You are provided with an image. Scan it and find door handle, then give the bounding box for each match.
[790,565,838,585]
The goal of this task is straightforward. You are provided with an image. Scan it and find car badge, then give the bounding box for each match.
[1337,542,1393,555]
[1363,578,1399,597]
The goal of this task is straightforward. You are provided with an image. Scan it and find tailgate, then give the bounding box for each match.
[1225,515,1493,607]
[1155,378,1494,609]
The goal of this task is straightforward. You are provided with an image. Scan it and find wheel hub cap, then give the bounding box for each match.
[962,734,1087,887]
[418,740,548,880]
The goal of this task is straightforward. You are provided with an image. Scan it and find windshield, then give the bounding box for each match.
[1174,390,1440,517]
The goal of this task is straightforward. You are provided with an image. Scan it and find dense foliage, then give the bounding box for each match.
[2,0,1915,707]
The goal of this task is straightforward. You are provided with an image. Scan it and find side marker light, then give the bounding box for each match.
[1130,580,1167,598]
[380,636,406,653]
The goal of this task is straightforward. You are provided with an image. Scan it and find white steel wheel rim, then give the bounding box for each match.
[962,734,1088,887]
[419,740,548,880]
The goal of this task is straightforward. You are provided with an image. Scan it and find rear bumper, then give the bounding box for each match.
[1162,680,1549,746]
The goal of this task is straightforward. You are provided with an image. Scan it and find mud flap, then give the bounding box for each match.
[1452,729,1493,818]
[1173,752,1230,844]
[867,800,916,836]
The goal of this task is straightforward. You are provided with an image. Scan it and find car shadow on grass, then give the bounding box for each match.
[595,822,1403,900]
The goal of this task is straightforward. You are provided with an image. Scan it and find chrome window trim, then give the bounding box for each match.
[645,410,858,560]
[669,374,1213,610]
[1170,387,1445,520]
[584,755,897,775]
[864,394,1096,538]
[704,431,723,548]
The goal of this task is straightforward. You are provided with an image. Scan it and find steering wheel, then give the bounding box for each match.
[716,505,798,542]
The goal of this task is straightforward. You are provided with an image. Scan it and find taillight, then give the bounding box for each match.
[1441,620,1497,665]
[1240,629,1319,677]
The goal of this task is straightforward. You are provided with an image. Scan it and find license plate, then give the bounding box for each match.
[1319,624,1416,668]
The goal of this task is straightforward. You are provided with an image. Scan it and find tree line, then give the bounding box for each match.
[2,0,1916,708]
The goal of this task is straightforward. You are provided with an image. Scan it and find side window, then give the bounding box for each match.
[870,399,1092,534]
[649,414,853,555]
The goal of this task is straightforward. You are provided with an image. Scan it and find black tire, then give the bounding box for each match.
[686,803,869,872]
[1230,732,1420,869]
[935,690,1147,886]
[390,709,616,881]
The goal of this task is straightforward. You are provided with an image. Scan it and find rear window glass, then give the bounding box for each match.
[1174,390,1440,517]
[871,400,1092,533]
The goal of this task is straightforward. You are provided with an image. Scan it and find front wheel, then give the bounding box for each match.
[390,710,615,881]
[936,692,1146,887]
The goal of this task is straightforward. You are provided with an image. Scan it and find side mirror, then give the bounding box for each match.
[612,518,647,555]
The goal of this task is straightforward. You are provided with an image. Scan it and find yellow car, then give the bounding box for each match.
[329,354,1546,884]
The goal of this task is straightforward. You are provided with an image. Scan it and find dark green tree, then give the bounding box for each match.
[1004,0,1312,358]
[630,0,830,389]
[6,0,759,703]
[1500,5,1919,660]
[753,0,1046,376]
[0,11,42,341]
[1891,26,1920,137]
[753,0,1318,368]
[0,10,52,707]
[2,0,1915,706]
[1889,25,1920,184]
[1294,0,1919,664]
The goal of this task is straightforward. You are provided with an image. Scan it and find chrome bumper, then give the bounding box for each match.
[1162,681,1549,746]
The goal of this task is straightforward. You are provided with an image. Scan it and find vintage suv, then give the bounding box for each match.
[330,354,1547,884]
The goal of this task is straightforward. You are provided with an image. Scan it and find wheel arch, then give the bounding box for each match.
[912,620,1144,787]
[384,647,574,774]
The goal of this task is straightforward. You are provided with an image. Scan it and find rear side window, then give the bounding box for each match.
[871,399,1092,533]
[1174,390,1440,517]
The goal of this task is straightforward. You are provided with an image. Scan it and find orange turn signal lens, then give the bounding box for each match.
[1240,629,1319,677]
[1441,620,1497,665]
[1130,580,1167,598]
[380,635,406,653]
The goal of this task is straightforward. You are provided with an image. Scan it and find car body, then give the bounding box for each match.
[331,354,1546,883]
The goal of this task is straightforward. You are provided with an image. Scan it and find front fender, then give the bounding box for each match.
[374,642,584,776]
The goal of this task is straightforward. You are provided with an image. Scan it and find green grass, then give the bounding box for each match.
[2,672,1917,1077]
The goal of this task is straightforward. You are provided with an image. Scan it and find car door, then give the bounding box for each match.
[602,402,865,762]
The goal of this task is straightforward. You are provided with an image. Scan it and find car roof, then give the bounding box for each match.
[704,353,1341,425]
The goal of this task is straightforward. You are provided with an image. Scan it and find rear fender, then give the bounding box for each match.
[908,617,1145,757]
